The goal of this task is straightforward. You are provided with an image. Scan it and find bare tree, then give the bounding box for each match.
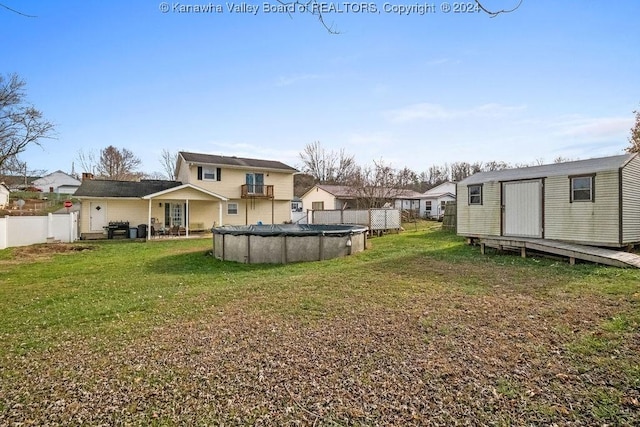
[626,109,640,154]
[483,160,511,171]
[0,73,55,172]
[159,149,178,180]
[450,161,482,182]
[95,146,143,180]
[299,141,357,184]
[276,0,523,33]
[474,0,524,17]
[351,160,412,209]
[0,3,36,17]
[76,148,97,175]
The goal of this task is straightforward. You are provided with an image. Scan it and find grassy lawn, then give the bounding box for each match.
[1,222,639,425]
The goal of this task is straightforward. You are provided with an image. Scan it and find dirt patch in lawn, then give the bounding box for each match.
[1,243,95,264]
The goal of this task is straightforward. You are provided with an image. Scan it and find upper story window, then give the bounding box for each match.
[197,166,221,181]
[570,175,594,202]
[468,184,482,205]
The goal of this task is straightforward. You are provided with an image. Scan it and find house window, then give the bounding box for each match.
[203,168,216,180]
[312,201,324,210]
[571,175,594,202]
[425,201,432,212]
[227,202,238,215]
[246,173,264,194]
[440,200,446,212]
[197,166,221,181]
[468,185,482,205]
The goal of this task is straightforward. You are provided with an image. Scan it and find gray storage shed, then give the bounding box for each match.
[457,153,640,248]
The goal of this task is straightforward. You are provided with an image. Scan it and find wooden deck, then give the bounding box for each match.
[472,236,640,269]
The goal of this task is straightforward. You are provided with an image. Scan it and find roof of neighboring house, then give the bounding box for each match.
[305,184,423,200]
[394,189,425,199]
[0,175,41,188]
[31,170,81,184]
[313,184,357,198]
[75,179,183,198]
[423,181,456,197]
[179,152,297,172]
[459,154,637,185]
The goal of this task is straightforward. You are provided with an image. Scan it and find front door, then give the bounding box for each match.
[90,202,107,231]
[503,180,543,238]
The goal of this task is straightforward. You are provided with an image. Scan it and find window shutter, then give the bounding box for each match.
[197,166,202,180]
[216,168,221,181]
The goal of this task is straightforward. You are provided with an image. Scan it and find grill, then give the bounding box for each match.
[106,221,130,239]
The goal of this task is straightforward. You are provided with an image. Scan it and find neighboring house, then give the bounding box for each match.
[457,153,640,248]
[0,175,41,191]
[74,152,297,239]
[31,170,81,195]
[301,185,357,211]
[421,181,457,219]
[302,184,421,211]
[393,189,423,212]
[0,183,9,208]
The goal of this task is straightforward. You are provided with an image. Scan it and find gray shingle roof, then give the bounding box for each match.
[459,154,636,185]
[74,180,183,198]
[180,152,297,172]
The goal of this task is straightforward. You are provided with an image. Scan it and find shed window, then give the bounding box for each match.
[312,201,324,210]
[468,185,482,205]
[571,176,594,202]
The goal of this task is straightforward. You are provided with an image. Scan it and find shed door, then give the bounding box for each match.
[90,202,107,231]
[503,180,542,238]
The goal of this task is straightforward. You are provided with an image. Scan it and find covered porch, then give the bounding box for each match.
[142,184,228,239]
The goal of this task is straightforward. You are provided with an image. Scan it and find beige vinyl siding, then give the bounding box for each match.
[79,199,149,234]
[456,181,501,236]
[185,201,222,229]
[222,199,290,225]
[622,156,640,243]
[181,163,293,200]
[301,187,337,211]
[544,171,620,245]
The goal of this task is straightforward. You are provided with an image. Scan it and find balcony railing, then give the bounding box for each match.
[241,184,274,199]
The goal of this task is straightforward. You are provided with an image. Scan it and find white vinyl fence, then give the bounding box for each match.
[0,212,79,250]
[311,208,401,232]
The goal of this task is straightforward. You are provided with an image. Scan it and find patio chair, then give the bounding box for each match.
[169,225,186,236]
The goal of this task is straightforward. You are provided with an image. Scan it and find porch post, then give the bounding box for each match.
[185,199,189,237]
[218,201,222,227]
[147,198,152,240]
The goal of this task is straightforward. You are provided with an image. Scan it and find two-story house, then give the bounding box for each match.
[74,152,297,239]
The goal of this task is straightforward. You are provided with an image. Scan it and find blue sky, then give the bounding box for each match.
[2,0,639,177]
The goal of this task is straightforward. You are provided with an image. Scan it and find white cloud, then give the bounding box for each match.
[385,102,526,123]
[275,73,327,87]
[553,116,632,139]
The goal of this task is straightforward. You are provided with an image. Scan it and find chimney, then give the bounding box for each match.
[82,172,94,181]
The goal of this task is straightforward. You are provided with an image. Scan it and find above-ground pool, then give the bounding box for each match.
[212,224,368,264]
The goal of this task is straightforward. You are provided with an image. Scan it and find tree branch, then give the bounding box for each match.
[475,0,523,17]
[0,2,36,18]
